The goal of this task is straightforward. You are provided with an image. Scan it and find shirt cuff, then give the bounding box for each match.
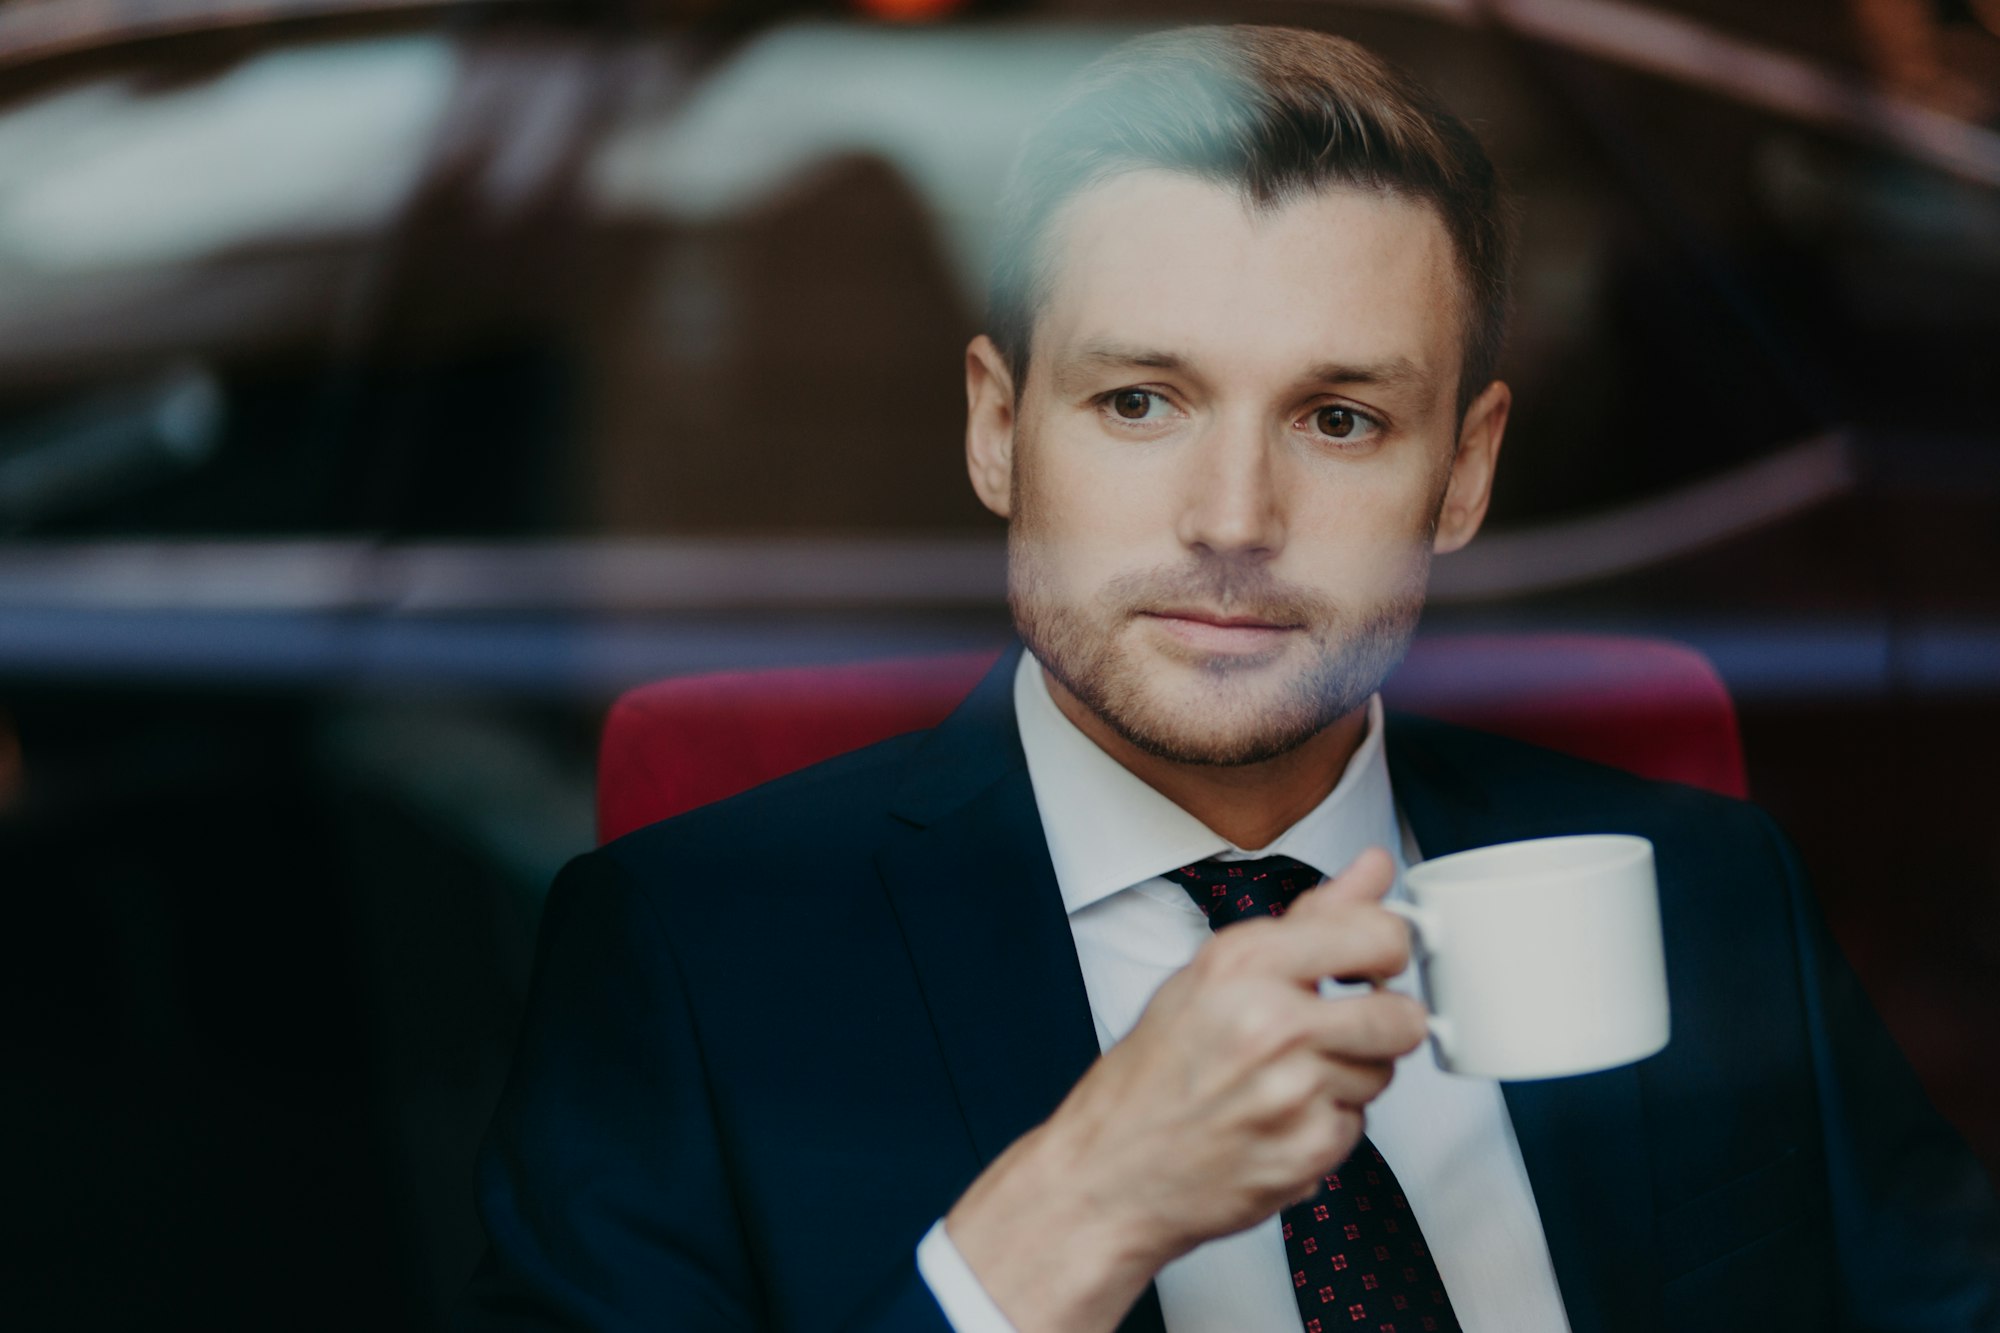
[915,1217,1019,1333]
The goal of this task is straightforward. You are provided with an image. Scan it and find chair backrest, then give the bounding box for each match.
[597,634,1746,843]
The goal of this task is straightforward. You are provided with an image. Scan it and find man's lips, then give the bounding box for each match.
[1140,608,1302,651]
[1144,607,1300,629]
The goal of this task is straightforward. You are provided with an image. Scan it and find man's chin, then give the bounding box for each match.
[1104,707,1328,769]
[1087,661,1342,767]
[1022,601,1410,767]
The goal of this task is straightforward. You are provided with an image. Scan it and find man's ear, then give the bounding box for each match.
[965,334,1017,519]
[1433,379,1510,554]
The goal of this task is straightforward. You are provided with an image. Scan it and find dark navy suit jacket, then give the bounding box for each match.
[460,649,2000,1332]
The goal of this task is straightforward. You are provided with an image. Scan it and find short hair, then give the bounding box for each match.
[987,24,1513,418]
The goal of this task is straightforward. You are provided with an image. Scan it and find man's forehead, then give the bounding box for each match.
[1033,170,1463,400]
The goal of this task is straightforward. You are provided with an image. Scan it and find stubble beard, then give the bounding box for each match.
[1009,526,1430,768]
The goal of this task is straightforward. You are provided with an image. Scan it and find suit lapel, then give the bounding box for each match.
[1494,1075,1661,1333]
[1386,714,1663,1333]
[875,762,1102,1169]
[874,646,1167,1333]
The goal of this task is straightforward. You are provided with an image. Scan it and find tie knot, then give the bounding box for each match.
[1162,855,1323,929]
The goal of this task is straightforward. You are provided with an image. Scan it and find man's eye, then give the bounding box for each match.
[1311,405,1377,441]
[1109,389,1166,421]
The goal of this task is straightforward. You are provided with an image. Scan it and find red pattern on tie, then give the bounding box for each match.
[1161,856,1463,1333]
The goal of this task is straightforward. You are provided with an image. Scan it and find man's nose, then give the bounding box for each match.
[1174,414,1286,559]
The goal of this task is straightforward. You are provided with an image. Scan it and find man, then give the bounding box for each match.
[459,25,1999,1333]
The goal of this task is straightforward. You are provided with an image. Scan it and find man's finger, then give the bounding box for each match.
[1292,846,1396,910]
[1284,848,1409,986]
[1239,899,1413,985]
[1300,989,1430,1063]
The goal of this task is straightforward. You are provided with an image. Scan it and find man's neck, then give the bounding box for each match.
[1040,666,1370,850]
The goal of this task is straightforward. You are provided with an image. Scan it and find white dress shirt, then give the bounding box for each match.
[916,652,1572,1333]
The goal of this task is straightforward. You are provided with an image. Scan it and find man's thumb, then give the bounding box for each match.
[1309,846,1397,905]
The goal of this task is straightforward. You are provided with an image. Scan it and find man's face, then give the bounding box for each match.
[966,170,1507,767]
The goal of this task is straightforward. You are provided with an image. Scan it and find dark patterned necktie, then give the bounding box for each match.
[1160,856,1464,1333]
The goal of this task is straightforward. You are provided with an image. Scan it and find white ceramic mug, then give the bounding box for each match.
[1386,833,1670,1081]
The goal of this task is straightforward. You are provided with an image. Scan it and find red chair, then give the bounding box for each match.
[596,635,1745,843]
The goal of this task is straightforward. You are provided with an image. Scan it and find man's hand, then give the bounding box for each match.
[943,847,1426,1333]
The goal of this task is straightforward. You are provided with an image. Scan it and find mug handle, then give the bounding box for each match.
[1377,900,1455,1055]
[1380,898,1444,956]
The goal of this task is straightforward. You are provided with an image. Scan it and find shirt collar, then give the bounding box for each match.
[1012,650,1401,915]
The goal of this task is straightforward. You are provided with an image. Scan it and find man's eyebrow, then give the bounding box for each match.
[1052,343,1436,397]
[1061,341,1194,375]
[1298,356,1433,393]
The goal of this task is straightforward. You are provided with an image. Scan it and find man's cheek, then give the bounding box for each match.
[1317,510,1434,565]
[1017,520,1126,586]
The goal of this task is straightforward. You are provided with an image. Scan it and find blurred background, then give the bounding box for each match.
[0,0,1994,1326]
